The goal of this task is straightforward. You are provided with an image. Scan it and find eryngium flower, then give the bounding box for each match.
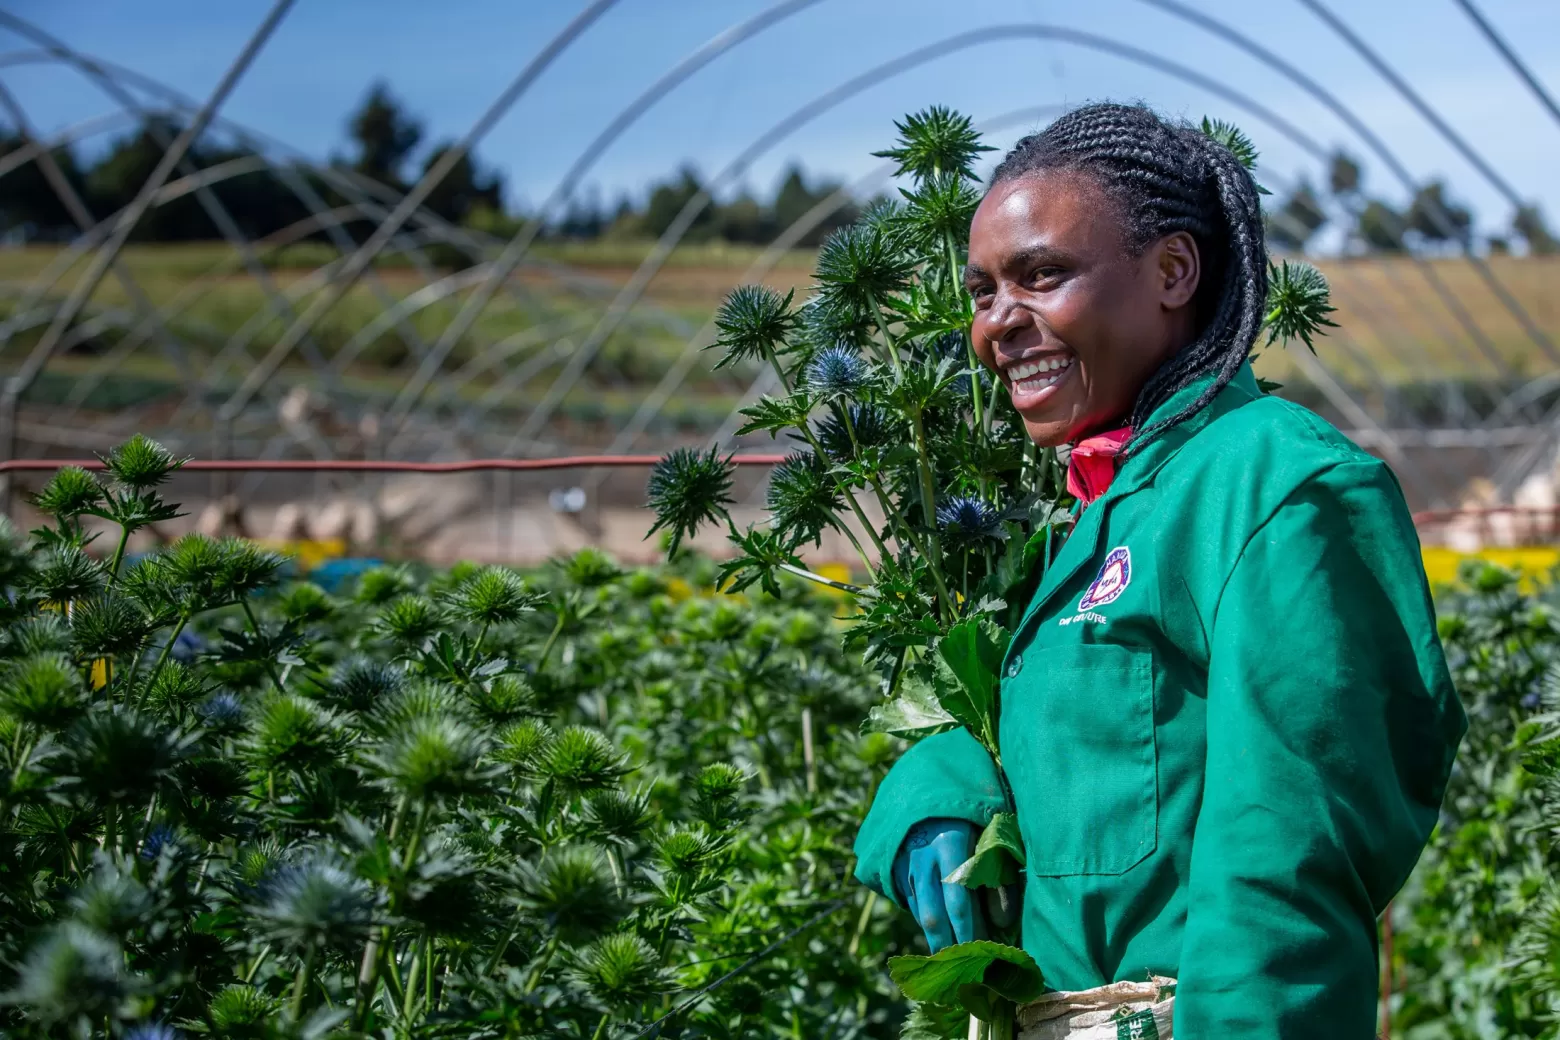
[100,434,183,491]
[806,345,866,399]
[816,404,895,462]
[516,848,622,944]
[6,922,133,1028]
[712,284,797,369]
[323,657,405,714]
[365,715,496,802]
[1264,260,1337,351]
[198,691,245,730]
[32,466,104,521]
[248,856,374,952]
[766,451,843,548]
[813,224,913,325]
[573,933,670,1009]
[646,447,735,556]
[872,105,994,182]
[936,496,1002,549]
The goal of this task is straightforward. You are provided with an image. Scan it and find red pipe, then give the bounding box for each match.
[0,454,789,474]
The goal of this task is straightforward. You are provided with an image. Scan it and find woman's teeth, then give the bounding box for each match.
[1009,356,1073,394]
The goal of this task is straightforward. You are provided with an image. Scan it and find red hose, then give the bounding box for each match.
[0,454,788,474]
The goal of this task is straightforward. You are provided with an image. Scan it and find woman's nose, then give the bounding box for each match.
[981,289,1033,343]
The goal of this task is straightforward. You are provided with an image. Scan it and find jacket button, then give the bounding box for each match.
[1005,658,1023,679]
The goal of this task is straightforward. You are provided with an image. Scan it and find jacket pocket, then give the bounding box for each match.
[1000,641,1157,876]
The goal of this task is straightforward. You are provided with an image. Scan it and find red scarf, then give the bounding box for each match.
[1066,427,1134,506]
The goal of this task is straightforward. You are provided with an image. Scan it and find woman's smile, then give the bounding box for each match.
[998,350,1077,408]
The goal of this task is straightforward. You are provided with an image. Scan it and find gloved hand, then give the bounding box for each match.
[892,817,986,952]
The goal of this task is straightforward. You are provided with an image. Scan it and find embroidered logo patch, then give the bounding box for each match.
[1078,546,1132,611]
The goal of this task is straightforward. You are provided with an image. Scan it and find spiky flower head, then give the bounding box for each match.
[5,922,133,1028]
[365,715,495,802]
[323,657,405,714]
[692,762,748,827]
[573,933,670,1009]
[198,691,245,731]
[584,788,651,846]
[806,344,867,400]
[32,466,104,522]
[241,694,352,776]
[1263,260,1338,351]
[0,652,84,729]
[1200,116,1260,172]
[766,451,843,549]
[278,582,332,624]
[71,856,154,936]
[26,546,105,604]
[711,284,797,370]
[936,495,1002,550]
[655,824,724,880]
[247,855,374,952]
[537,725,627,795]
[516,848,621,944]
[872,105,994,182]
[139,825,179,863]
[813,224,913,325]
[68,593,148,659]
[561,547,622,588]
[123,1023,181,1040]
[99,434,184,491]
[376,595,441,652]
[206,985,280,1036]
[646,447,735,556]
[815,403,894,462]
[353,565,415,605]
[444,565,539,628]
[894,173,983,251]
[58,708,188,804]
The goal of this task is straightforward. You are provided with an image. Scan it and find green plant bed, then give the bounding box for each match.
[0,436,921,1038]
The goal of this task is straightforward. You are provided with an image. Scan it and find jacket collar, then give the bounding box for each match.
[1011,361,1263,637]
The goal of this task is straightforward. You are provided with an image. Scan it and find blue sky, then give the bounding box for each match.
[4,0,1558,242]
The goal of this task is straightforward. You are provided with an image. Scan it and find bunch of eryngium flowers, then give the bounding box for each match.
[0,437,751,1039]
[647,107,1336,1036]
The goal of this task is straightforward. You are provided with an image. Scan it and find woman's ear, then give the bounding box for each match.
[1156,231,1200,311]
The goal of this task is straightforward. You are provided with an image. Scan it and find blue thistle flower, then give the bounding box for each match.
[806,345,866,399]
[140,825,178,862]
[199,691,244,728]
[936,496,1001,548]
[124,1024,181,1040]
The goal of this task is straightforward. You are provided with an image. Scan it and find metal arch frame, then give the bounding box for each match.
[473,22,1333,460]
[211,0,626,426]
[0,0,296,509]
[1137,0,1559,371]
[365,0,830,451]
[1451,0,1560,132]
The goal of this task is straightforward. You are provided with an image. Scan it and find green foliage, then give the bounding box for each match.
[889,940,1044,1030]
[0,442,920,1038]
[1393,563,1560,1037]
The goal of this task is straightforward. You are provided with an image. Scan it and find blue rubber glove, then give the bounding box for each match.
[892,817,987,952]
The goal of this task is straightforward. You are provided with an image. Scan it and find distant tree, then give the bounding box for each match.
[347,82,422,189]
[1266,179,1327,251]
[557,189,608,239]
[642,166,714,241]
[1328,151,1361,197]
[716,191,766,244]
[0,129,89,239]
[1514,204,1557,255]
[85,115,220,240]
[1404,180,1472,245]
[770,165,855,247]
[418,143,503,225]
[1357,199,1407,253]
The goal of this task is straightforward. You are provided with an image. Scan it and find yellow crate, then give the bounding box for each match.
[1422,546,1560,590]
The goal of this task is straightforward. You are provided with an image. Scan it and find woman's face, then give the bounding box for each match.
[964,168,1201,447]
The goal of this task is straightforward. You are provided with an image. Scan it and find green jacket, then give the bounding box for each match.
[854,363,1466,1038]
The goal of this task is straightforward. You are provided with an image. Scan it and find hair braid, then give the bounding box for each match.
[990,102,1270,450]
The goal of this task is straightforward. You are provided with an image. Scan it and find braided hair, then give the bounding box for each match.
[990,102,1268,448]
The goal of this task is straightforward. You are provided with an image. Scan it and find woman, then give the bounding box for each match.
[853,103,1466,1037]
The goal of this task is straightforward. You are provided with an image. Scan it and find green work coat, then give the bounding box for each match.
[854,362,1466,1038]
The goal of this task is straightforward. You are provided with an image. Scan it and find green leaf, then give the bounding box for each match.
[864,672,957,739]
[945,812,1025,889]
[889,940,1045,1017]
[933,617,1011,749]
[899,1001,970,1040]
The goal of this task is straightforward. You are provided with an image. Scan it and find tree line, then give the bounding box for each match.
[0,82,856,252]
[1265,152,1555,255]
[0,81,1551,257]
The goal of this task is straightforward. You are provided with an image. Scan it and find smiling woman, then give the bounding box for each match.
[856,102,1467,1040]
